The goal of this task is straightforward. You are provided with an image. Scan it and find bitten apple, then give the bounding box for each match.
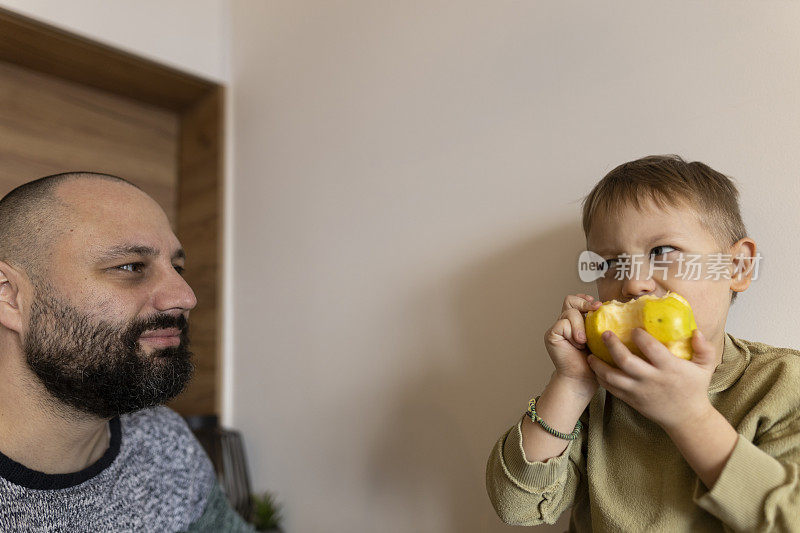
[585,292,697,368]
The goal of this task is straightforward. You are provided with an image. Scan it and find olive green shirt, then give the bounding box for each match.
[486,332,800,531]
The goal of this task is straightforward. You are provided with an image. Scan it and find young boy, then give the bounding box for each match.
[485,155,800,531]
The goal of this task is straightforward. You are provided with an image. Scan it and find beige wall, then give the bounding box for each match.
[229,2,800,532]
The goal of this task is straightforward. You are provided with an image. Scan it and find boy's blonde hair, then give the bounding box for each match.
[580,154,748,303]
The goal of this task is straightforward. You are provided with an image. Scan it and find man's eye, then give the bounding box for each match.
[117,263,145,273]
[650,245,677,258]
[114,263,185,275]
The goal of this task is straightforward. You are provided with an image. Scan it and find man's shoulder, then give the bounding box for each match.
[120,405,198,448]
[115,405,217,512]
[122,405,193,436]
[118,405,214,476]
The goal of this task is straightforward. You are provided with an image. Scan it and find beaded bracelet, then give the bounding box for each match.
[526,395,582,440]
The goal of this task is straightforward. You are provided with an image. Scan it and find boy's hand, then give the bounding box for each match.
[544,293,602,398]
[586,327,718,431]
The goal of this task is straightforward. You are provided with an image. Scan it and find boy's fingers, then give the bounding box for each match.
[561,308,587,344]
[691,329,717,368]
[547,319,570,345]
[563,294,601,314]
[582,299,602,314]
[548,318,583,351]
[630,328,671,366]
[602,330,649,378]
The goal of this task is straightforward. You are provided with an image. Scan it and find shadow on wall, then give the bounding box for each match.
[368,221,589,533]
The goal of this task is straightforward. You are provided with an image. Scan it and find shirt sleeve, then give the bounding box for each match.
[692,415,800,532]
[485,407,589,526]
[183,481,258,532]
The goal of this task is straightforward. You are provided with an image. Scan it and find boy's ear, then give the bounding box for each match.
[728,238,758,294]
[0,260,28,334]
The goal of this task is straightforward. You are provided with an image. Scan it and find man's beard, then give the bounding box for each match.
[22,286,195,419]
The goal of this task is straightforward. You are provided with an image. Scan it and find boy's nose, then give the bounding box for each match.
[621,265,657,299]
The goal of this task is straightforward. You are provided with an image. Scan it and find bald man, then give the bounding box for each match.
[0,173,254,532]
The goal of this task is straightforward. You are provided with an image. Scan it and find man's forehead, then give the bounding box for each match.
[55,177,168,221]
[52,179,181,253]
[56,176,140,199]
[58,185,166,216]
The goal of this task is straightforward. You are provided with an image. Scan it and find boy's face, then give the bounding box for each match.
[586,199,741,354]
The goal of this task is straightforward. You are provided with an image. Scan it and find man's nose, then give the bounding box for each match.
[153,266,198,312]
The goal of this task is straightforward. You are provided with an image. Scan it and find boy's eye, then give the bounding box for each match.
[650,245,677,258]
[603,246,677,269]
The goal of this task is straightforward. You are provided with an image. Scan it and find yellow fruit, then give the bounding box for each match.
[584,292,697,368]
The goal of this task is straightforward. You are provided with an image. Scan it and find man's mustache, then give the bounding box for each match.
[122,314,189,347]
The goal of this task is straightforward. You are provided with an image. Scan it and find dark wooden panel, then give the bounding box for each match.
[0,7,213,111]
[0,60,179,223]
[167,86,224,416]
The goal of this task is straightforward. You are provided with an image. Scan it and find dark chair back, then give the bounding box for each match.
[184,415,253,521]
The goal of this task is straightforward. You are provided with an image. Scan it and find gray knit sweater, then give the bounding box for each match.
[0,406,256,532]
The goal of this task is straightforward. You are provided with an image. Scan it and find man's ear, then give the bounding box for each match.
[0,260,27,334]
[728,238,758,294]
